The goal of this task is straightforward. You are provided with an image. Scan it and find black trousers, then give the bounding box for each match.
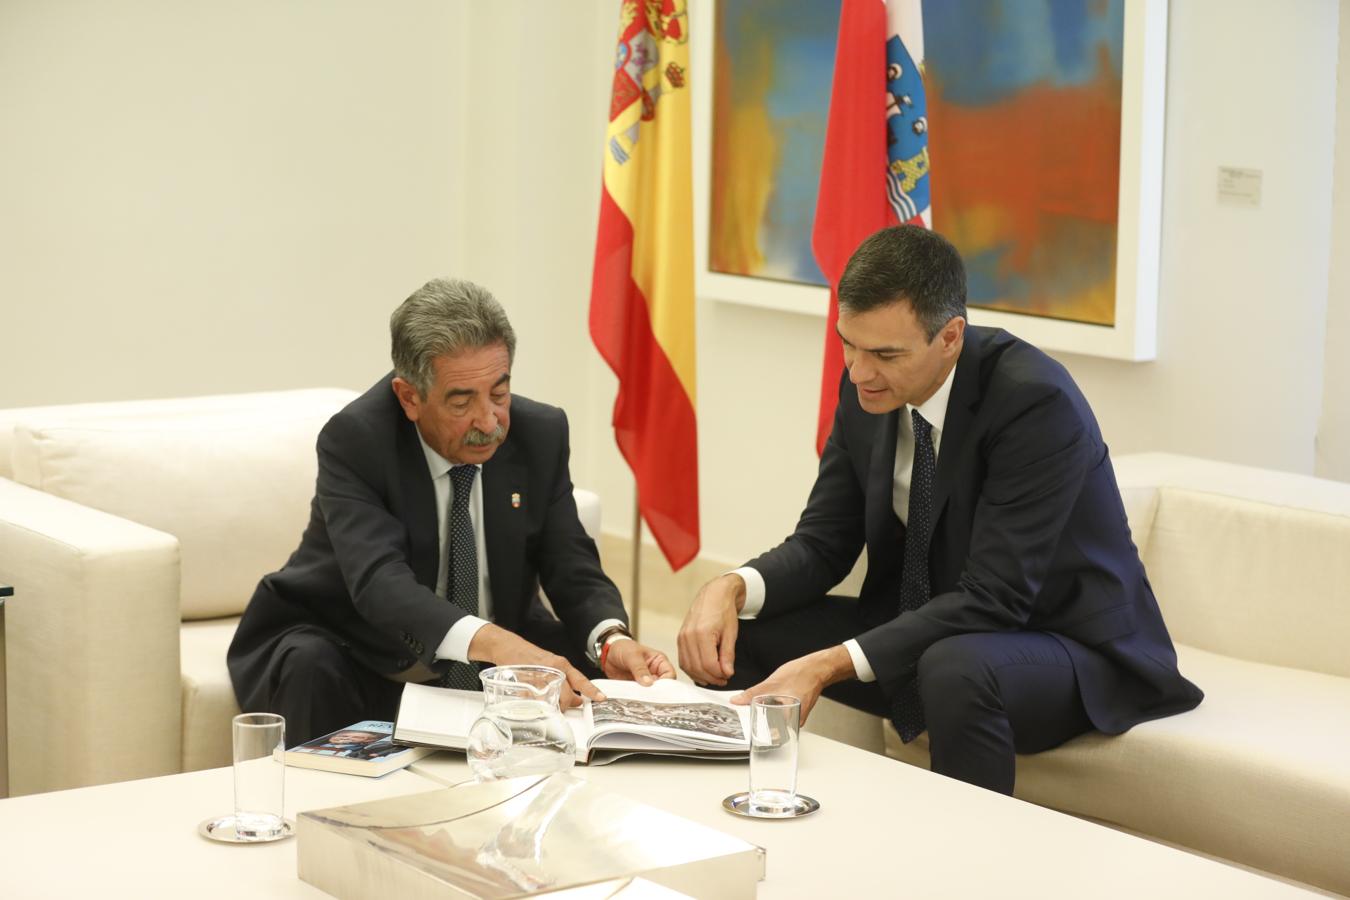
[257,615,599,746]
[729,596,1092,795]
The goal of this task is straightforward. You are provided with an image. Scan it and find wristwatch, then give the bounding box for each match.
[592,623,633,666]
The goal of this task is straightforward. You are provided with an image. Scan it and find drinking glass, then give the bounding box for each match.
[232,712,286,840]
[748,695,800,816]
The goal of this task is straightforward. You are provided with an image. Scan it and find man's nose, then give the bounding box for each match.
[848,358,872,384]
[470,401,498,433]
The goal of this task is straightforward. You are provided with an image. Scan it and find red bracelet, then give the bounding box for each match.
[600,635,633,671]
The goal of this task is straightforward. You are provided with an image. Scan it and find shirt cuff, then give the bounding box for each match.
[436,615,491,663]
[586,618,629,665]
[843,639,877,683]
[731,566,766,619]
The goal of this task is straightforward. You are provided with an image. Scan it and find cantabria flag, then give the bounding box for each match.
[813,0,931,455]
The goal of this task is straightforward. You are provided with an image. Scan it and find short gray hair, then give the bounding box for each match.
[390,279,517,396]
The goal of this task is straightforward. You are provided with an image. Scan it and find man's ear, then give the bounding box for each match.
[940,316,966,357]
[391,376,422,422]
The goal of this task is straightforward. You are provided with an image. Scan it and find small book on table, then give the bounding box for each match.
[282,720,434,777]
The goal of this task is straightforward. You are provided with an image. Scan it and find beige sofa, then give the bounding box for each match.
[885,452,1350,895]
[0,389,602,797]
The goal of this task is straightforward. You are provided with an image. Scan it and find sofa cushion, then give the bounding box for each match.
[180,617,242,772]
[1143,488,1350,678]
[0,390,356,480]
[9,388,355,620]
[884,643,1350,896]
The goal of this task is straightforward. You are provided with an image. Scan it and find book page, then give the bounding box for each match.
[584,680,750,750]
[395,680,752,760]
[393,685,484,749]
[395,683,592,759]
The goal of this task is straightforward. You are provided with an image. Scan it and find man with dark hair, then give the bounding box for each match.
[678,225,1201,794]
[230,278,672,744]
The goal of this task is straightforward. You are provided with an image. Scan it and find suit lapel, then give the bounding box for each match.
[928,329,983,538]
[865,408,901,547]
[397,417,441,590]
[482,440,528,628]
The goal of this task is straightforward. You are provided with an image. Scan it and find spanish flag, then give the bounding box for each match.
[589,0,699,570]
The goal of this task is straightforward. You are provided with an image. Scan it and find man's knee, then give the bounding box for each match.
[916,634,999,715]
[723,619,776,690]
[268,632,380,743]
[275,632,354,695]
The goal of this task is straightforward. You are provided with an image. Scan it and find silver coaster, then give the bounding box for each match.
[197,815,295,844]
[722,792,820,819]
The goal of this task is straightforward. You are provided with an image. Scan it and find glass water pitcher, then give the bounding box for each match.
[466,665,577,781]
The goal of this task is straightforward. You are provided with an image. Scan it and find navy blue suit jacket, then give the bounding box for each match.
[747,326,1201,733]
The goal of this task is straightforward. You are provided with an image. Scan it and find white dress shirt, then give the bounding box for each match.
[734,362,958,683]
[419,432,626,666]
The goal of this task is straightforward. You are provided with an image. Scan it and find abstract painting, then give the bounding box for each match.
[708,0,838,287]
[701,0,1164,357]
[923,0,1126,326]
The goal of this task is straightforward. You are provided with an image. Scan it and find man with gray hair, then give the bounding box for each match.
[230,278,671,743]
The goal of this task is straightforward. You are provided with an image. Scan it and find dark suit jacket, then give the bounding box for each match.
[228,375,625,705]
[747,326,1202,734]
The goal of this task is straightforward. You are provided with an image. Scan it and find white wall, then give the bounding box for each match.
[2,0,1345,571]
[0,0,466,407]
[1054,0,1339,479]
[452,2,615,433]
[1319,0,1350,482]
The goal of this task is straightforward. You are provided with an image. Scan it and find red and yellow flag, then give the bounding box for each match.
[589,0,699,570]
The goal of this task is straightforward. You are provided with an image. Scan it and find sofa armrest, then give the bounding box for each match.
[573,488,601,542]
[1110,454,1165,558]
[0,478,182,794]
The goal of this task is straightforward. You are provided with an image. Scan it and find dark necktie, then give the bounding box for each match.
[893,408,935,742]
[441,465,482,691]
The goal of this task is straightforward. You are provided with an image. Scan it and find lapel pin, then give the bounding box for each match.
[511,492,522,509]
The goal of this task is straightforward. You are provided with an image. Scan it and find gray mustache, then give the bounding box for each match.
[463,424,506,447]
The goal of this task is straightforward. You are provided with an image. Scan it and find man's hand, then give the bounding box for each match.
[601,639,675,686]
[467,623,603,709]
[729,646,856,724]
[677,574,746,686]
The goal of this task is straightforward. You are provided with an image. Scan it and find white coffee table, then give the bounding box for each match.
[408,736,1319,899]
[0,733,1322,898]
[0,765,440,897]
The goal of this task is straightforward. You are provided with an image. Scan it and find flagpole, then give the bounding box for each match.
[629,494,642,640]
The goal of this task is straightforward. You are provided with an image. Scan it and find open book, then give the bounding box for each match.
[393,679,750,765]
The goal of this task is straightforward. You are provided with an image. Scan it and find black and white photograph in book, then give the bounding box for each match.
[591,698,745,741]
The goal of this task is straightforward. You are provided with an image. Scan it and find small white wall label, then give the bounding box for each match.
[1217,166,1263,208]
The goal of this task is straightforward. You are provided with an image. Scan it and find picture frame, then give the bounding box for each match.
[691,0,1168,361]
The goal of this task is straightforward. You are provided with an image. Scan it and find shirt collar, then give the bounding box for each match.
[415,428,477,480]
[910,357,958,436]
